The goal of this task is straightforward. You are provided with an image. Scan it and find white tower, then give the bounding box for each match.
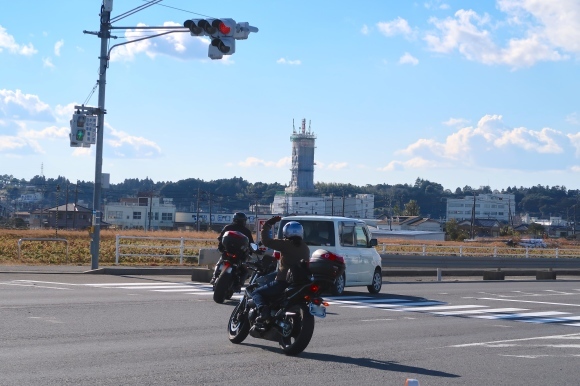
[285,119,316,194]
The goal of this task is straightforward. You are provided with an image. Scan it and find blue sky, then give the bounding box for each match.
[1,0,579,192]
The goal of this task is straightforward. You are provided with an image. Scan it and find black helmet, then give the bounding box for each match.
[233,212,247,225]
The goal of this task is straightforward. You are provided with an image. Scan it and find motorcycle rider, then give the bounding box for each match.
[252,216,310,328]
[210,212,255,286]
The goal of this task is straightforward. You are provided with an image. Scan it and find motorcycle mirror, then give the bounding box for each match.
[249,243,258,252]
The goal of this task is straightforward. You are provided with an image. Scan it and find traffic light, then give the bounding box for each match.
[183,18,258,60]
[69,113,97,148]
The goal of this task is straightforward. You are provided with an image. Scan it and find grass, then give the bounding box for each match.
[1,229,579,266]
[0,228,222,266]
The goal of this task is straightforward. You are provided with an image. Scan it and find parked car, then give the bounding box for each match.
[276,216,382,295]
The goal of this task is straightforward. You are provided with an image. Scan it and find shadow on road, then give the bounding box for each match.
[244,343,459,378]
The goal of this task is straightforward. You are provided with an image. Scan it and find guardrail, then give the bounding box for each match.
[378,243,580,259]
[115,235,216,265]
[378,243,580,281]
[17,238,69,261]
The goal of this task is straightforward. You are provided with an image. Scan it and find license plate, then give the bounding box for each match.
[309,303,326,318]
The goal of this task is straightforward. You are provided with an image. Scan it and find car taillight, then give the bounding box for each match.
[273,251,281,260]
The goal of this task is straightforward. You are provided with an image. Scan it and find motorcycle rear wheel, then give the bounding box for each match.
[279,304,315,356]
[213,271,233,304]
[228,298,250,344]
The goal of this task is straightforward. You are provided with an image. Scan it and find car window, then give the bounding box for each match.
[355,225,369,247]
[339,222,356,247]
[279,220,335,246]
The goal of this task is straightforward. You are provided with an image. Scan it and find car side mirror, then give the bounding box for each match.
[369,238,378,247]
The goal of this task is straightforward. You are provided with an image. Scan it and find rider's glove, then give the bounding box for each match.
[264,215,281,226]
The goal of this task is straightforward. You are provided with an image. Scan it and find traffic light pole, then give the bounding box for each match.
[90,5,111,270]
[84,1,257,269]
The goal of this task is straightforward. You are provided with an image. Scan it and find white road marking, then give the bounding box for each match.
[401,305,486,312]
[476,297,580,307]
[448,332,580,347]
[434,308,527,316]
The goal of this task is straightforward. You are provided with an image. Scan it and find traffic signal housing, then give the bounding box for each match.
[69,113,97,148]
[183,18,258,60]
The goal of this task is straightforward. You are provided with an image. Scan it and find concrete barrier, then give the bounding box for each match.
[191,267,213,282]
[199,248,221,267]
[483,271,505,280]
[536,271,557,280]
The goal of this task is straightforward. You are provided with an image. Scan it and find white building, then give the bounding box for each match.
[272,192,374,218]
[446,193,515,223]
[104,196,176,230]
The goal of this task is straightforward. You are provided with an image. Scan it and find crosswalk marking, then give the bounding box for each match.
[6,279,580,328]
[434,308,527,316]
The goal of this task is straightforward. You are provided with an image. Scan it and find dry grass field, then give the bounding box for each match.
[0,228,220,266]
[1,228,579,266]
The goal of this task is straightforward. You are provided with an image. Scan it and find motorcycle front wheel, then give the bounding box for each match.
[213,271,233,304]
[228,298,250,344]
[279,303,315,356]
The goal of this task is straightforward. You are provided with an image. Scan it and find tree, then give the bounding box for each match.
[528,222,545,237]
[404,200,420,216]
[444,219,469,241]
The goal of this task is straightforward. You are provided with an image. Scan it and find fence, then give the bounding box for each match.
[378,243,580,259]
[115,235,216,265]
[378,243,580,281]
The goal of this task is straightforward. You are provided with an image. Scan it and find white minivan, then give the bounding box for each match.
[276,215,382,295]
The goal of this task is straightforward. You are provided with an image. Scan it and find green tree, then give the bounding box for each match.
[404,200,420,216]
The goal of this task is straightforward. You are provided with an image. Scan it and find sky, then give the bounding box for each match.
[1,0,580,192]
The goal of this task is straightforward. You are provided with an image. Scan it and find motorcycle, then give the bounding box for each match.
[227,248,345,356]
[213,231,268,304]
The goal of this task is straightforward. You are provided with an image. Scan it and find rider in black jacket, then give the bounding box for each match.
[210,212,255,285]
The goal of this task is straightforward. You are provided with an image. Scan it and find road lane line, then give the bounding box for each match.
[477,297,580,307]
[434,308,527,316]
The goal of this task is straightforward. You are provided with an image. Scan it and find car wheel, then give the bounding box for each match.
[367,269,382,294]
[331,273,345,296]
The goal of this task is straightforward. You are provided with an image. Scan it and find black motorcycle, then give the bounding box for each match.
[227,249,345,355]
[212,231,255,304]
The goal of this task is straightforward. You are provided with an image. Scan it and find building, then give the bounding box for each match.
[104,196,176,230]
[446,193,515,223]
[272,192,374,218]
[271,118,375,218]
[285,119,316,194]
[30,204,93,229]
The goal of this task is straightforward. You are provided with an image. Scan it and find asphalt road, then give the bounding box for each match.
[1,272,580,386]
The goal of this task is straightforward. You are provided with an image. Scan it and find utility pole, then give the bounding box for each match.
[73,181,78,230]
[65,183,69,230]
[88,2,112,270]
[82,1,258,268]
[196,188,201,231]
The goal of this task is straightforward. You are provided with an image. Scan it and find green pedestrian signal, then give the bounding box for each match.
[76,129,85,141]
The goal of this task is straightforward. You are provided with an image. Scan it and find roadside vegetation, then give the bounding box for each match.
[1,229,579,267]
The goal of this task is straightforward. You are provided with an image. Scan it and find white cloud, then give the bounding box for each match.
[0,89,54,121]
[566,112,579,125]
[0,25,37,56]
[106,125,162,158]
[377,17,414,37]
[237,156,291,168]
[389,114,580,173]
[54,40,64,56]
[277,58,302,65]
[361,24,370,35]
[399,52,419,65]
[42,57,54,69]
[568,133,580,157]
[379,157,439,172]
[498,0,580,54]
[443,117,469,126]
[110,22,213,62]
[326,162,348,170]
[425,2,578,69]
